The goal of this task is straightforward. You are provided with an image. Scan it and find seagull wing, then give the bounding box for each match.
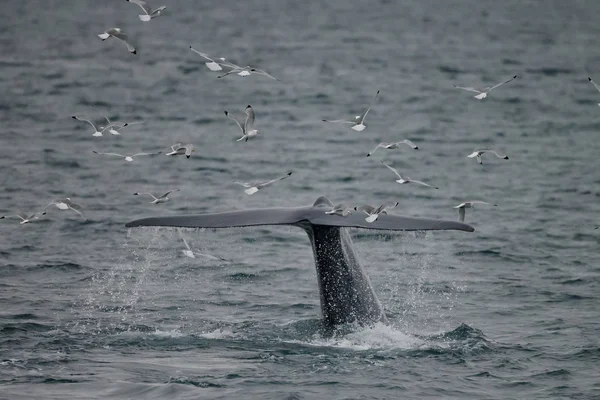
[380,161,402,179]
[489,149,508,159]
[72,115,98,131]
[178,229,193,251]
[355,205,376,214]
[190,47,215,62]
[132,151,161,157]
[376,202,399,214]
[487,75,517,92]
[367,143,385,156]
[150,5,166,15]
[409,179,438,189]
[256,172,292,189]
[159,189,179,199]
[217,67,249,78]
[224,111,245,134]
[127,0,152,14]
[135,192,158,200]
[453,85,482,93]
[109,29,136,53]
[589,77,600,93]
[233,181,252,188]
[244,106,255,132]
[251,68,279,81]
[398,139,418,149]
[93,151,126,158]
[322,119,355,124]
[358,90,380,123]
[458,207,465,222]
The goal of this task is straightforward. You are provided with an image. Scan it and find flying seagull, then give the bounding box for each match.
[454,201,497,222]
[323,90,380,131]
[467,148,509,164]
[190,47,227,71]
[133,189,180,204]
[224,105,260,142]
[354,202,399,222]
[1,212,46,225]
[454,75,517,99]
[97,28,136,54]
[367,140,418,157]
[45,198,85,219]
[234,172,292,195]
[92,150,161,162]
[165,143,195,158]
[588,77,600,107]
[324,203,353,216]
[125,0,166,21]
[380,161,439,189]
[178,229,228,260]
[72,115,122,137]
[216,61,280,80]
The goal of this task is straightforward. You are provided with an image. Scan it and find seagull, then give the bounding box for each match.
[354,202,399,223]
[45,198,85,219]
[92,150,161,162]
[454,201,497,222]
[225,105,260,142]
[165,143,195,158]
[234,172,292,195]
[216,63,279,80]
[190,47,227,71]
[133,189,179,204]
[380,161,438,189]
[178,229,228,260]
[97,28,136,54]
[367,140,418,157]
[1,212,46,225]
[588,77,600,107]
[467,148,509,164]
[324,203,353,216]
[125,0,166,21]
[323,90,380,131]
[454,75,517,99]
[72,115,119,137]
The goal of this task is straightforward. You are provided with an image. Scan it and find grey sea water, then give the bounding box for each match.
[1,0,600,398]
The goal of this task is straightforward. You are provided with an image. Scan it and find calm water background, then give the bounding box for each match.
[1,0,600,398]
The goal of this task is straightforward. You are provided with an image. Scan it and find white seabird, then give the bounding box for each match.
[380,161,439,189]
[224,105,260,142]
[454,75,517,99]
[323,90,380,132]
[367,140,418,156]
[234,172,292,195]
[125,0,166,21]
[454,201,497,222]
[134,189,180,204]
[97,28,136,54]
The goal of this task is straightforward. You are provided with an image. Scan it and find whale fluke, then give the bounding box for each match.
[126,197,473,329]
[125,199,474,232]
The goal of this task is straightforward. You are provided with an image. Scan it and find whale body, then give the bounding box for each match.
[126,196,473,328]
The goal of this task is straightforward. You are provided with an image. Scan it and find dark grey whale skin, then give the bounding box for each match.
[126,197,473,328]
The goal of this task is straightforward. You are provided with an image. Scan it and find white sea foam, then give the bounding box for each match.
[286,322,423,351]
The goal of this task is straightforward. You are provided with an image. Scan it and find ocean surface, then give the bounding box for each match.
[1,0,600,398]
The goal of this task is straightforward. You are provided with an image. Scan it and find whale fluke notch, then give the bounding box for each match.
[125,196,473,329]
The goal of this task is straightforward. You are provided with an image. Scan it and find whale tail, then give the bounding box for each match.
[126,196,473,329]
